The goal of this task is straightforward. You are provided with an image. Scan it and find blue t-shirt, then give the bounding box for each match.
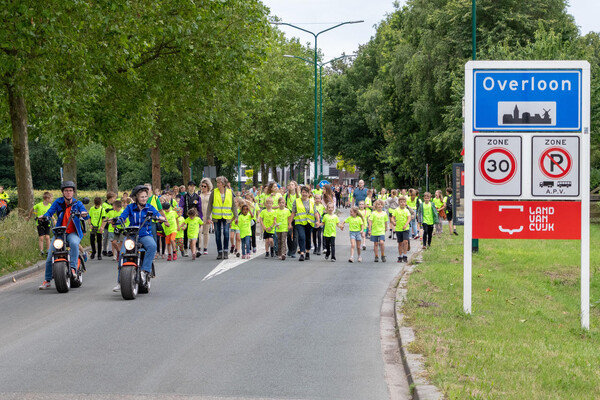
[353,187,368,205]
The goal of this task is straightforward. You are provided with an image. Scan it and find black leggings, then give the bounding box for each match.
[324,236,336,259]
[157,235,166,255]
[90,232,102,255]
[312,227,322,252]
[251,224,256,249]
[423,223,434,247]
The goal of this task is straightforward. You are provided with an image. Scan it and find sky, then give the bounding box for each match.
[261,0,600,61]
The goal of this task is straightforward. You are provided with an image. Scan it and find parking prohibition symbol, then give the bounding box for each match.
[479,148,517,184]
[540,147,572,179]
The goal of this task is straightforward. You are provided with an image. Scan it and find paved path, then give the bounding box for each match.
[0,208,416,399]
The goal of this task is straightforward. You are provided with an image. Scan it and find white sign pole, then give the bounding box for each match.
[581,63,591,330]
[464,62,474,314]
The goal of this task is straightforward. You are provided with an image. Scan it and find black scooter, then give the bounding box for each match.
[43,198,90,293]
[117,212,158,300]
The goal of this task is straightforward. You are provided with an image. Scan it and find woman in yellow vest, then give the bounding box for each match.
[288,186,321,261]
[206,176,238,260]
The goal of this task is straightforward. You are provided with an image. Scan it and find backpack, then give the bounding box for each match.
[445,195,454,212]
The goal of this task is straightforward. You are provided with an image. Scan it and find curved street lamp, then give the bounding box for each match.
[273,20,364,184]
[283,54,355,183]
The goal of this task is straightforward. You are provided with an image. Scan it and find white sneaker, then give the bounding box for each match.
[112,255,117,261]
[357,256,362,263]
[112,284,121,292]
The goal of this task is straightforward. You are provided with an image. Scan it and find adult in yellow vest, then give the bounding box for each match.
[206,176,238,259]
[288,186,321,261]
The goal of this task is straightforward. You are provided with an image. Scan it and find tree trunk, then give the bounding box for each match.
[182,150,191,185]
[261,161,267,186]
[151,134,161,191]
[105,144,118,193]
[377,169,385,189]
[252,166,259,187]
[271,165,278,183]
[62,134,78,187]
[6,83,34,216]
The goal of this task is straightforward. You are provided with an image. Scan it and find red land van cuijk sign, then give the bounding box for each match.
[472,200,581,240]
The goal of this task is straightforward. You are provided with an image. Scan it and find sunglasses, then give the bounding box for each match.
[201,184,207,187]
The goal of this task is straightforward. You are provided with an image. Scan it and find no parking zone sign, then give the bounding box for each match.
[464,61,591,329]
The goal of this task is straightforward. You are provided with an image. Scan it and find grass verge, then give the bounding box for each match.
[403,225,600,399]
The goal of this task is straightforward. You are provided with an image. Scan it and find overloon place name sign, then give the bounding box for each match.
[473,69,582,131]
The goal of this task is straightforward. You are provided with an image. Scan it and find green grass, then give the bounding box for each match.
[403,225,600,400]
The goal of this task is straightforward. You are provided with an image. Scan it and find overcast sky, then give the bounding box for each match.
[261,0,600,61]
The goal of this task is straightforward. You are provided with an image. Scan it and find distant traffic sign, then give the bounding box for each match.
[532,136,579,197]
[474,136,521,196]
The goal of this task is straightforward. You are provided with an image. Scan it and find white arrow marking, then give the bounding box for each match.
[202,247,266,281]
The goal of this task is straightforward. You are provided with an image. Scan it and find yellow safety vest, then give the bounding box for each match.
[294,198,315,227]
[212,188,233,220]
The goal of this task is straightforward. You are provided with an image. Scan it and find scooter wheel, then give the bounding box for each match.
[53,261,70,293]
[120,265,138,300]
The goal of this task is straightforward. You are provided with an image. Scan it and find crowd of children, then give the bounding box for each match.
[28,179,457,266]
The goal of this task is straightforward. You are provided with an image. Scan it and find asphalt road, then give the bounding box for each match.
[0,208,416,400]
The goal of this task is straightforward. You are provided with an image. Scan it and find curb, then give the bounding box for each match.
[395,252,443,400]
[0,246,92,289]
[0,260,46,288]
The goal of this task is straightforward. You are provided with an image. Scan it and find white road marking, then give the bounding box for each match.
[202,247,266,281]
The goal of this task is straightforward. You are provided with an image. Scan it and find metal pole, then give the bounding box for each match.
[472,0,479,253]
[314,37,319,185]
[319,65,323,183]
[472,0,476,60]
[273,21,363,185]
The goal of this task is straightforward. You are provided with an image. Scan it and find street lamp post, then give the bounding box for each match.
[319,55,353,182]
[273,20,363,184]
[284,53,355,184]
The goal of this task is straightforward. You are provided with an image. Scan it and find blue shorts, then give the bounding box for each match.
[349,231,362,241]
[370,235,385,243]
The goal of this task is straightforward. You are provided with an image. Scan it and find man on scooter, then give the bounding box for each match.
[39,181,89,290]
[113,185,168,291]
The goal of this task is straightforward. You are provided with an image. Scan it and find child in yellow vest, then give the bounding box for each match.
[102,200,124,261]
[275,197,291,260]
[229,197,242,257]
[358,200,371,251]
[321,202,342,261]
[259,198,277,258]
[238,203,254,259]
[391,196,412,263]
[342,206,365,263]
[368,199,389,262]
[185,208,203,260]
[162,203,179,261]
[312,194,325,255]
[30,192,54,256]
[175,207,186,257]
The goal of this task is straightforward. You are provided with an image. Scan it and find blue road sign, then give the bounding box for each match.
[473,69,581,132]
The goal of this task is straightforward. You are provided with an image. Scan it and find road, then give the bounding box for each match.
[0,208,415,400]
